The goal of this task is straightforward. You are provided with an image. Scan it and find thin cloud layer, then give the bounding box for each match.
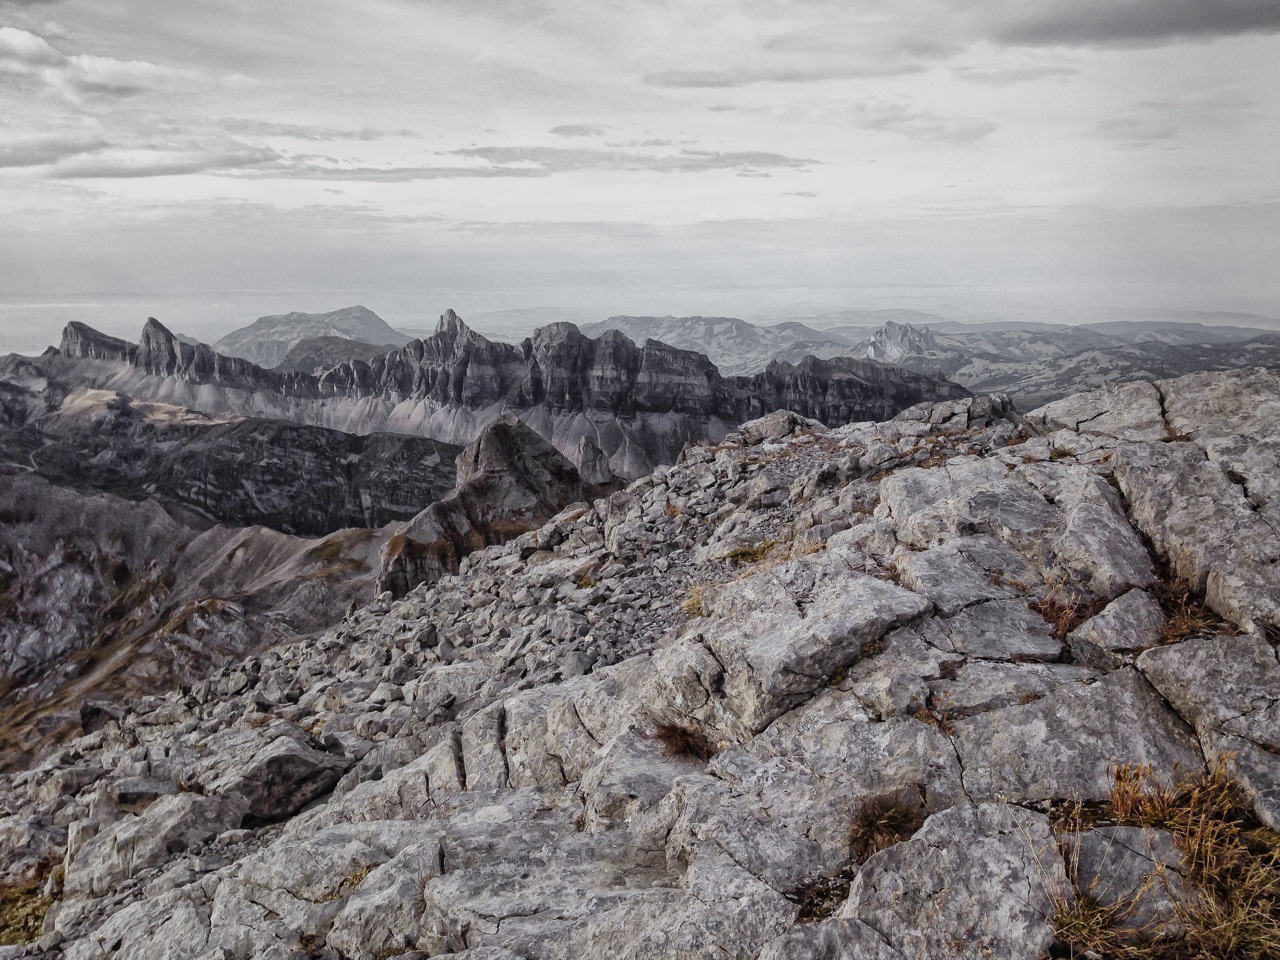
[49,144,281,179]
[995,0,1280,47]
[0,0,1276,333]
[450,145,817,174]
[222,119,418,141]
[0,25,201,99]
[549,124,607,137]
[0,135,107,168]
[856,103,999,145]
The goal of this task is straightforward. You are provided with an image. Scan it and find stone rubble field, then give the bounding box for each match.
[2,368,1278,959]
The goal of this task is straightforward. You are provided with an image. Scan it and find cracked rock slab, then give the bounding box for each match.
[843,802,1067,960]
[1139,633,1280,828]
[952,668,1203,803]
[703,549,929,732]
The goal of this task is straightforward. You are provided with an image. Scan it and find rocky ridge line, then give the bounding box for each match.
[55,311,969,478]
[0,370,1276,958]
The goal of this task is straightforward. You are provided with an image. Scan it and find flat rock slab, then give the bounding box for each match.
[195,720,353,820]
[1024,379,1166,442]
[1070,589,1167,666]
[1115,441,1280,632]
[704,550,929,731]
[758,917,905,960]
[952,668,1203,803]
[1065,826,1186,936]
[1139,633,1280,751]
[64,792,248,897]
[1140,633,1280,828]
[844,803,1066,960]
[896,538,1026,616]
[931,600,1063,663]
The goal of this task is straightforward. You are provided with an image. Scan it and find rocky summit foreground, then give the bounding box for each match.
[1,369,1279,958]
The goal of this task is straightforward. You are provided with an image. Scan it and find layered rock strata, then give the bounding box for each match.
[55,312,969,478]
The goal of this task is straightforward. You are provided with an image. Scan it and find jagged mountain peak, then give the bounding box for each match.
[859,320,938,362]
[58,321,134,362]
[434,307,468,338]
[139,315,177,343]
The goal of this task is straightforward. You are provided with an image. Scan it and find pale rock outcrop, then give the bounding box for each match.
[1,371,1278,959]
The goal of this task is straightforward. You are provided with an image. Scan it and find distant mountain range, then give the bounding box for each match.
[586,314,1280,409]
[200,303,1280,413]
[50,310,967,479]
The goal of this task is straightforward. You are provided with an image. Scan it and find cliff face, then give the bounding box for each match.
[377,415,619,598]
[56,311,968,478]
[59,322,135,363]
[11,388,461,535]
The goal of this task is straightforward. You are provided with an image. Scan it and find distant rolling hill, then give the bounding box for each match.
[214,305,410,368]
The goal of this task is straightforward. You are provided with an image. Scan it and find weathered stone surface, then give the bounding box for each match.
[1115,440,1280,632]
[1069,589,1167,667]
[757,918,905,960]
[1024,378,1166,442]
[703,551,930,731]
[895,537,1026,616]
[1139,633,1280,827]
[844,803,1067,960]
[738,409,828,445]
[929,600,1062,662]
[1065,826,1186,936]
[63,792,248,897]
[195,721,352,820]
[952,668,1204,802]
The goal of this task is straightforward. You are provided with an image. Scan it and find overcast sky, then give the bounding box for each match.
[1,0,1279,348]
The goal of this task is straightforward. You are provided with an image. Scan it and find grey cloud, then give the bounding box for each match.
[549,124,607,137]
[953,64,1079,85]
[222,119,417,141]
[0,25,64,66]
[451,145,817,173]
[644,59,925,89]
[256,162,552,182]
[1095,118,1178,144]
[51,145,281,179]
[785,191,817,198]
[856,104,998,145]
[997,0,1280,47]
[0,136,106,168]
[0,26,202,99]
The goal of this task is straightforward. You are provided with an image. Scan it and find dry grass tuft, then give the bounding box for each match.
[1032,583,1105,640]
[849,788,927,864]
[681,584,706,618]
[788,868,858,923]
[1153,577,1238,645]
[1050,763,1280,960]
[649,721,718,763]
[0,867,56,946]
[721,539,780,565]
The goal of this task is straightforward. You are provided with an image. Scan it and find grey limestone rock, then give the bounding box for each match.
[843,802,1068,960]
[952,668,1203,803]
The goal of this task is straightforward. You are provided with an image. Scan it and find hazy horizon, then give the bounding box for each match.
[2,1,1279,354]
[4,289,1279,358]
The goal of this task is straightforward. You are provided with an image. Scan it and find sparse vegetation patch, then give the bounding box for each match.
[849,788,927,864]
[1051,763,1280,959]
[648,721,718,762]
